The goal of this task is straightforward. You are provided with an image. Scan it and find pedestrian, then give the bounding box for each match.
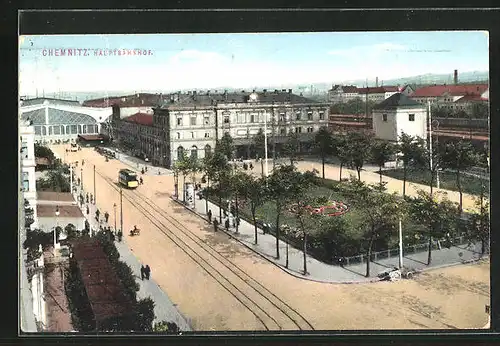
[86,206,89,215]
[86,193,89,203]
[207,209,212,223]
[213,219,219,232]
[82,159,85,166]
[145,166,148,172]
[85,220,90,231]
[141,168,145,175]
[95,209,100,222]
[145,265,151,280]
[139,177,143,185]
[339,257,344,268]
[104,211,109,223]
[249,163,253,170]
[140,265,145,280]
[225,218,230,231]
[77,177,81,186]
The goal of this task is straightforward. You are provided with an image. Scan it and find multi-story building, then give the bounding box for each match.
[328,84,412,104]
[20,120,38,222]
[20,98,112,144]
[328,85,359,103]
[356,86,401,103]
[409,83,489,111]
[110,89,330,168]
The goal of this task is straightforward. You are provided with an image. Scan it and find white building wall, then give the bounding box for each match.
[20,121,38,226]
[119,106,154,118]
[372,110,399,141]
[395,108,427,140]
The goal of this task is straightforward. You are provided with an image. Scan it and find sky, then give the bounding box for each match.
[19,31,489,95]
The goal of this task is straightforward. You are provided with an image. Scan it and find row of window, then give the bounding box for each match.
[22,172,29,191]
[174,125,318,140]
[177,144,212,161]
[34,124,98,136]
[382,114,415,122]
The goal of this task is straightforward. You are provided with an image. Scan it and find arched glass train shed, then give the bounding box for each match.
[20,107,102,143]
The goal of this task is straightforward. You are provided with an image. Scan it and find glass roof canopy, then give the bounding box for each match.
[21,108,98,125]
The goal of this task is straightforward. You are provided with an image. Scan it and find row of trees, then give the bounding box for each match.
[34,145,72,192]
[330,98,379,115]
[171,132,489,277]
[431,102,489,119]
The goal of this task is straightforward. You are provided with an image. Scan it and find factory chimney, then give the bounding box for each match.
[375,77,379,87]
[454,69,458,85]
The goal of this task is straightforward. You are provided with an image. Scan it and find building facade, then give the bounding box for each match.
[110,90,330,168]
[20,98,112,144]
[20,120,38,223]
[328,85,411,104]
[409,83,489,111]
[372,93,427,142]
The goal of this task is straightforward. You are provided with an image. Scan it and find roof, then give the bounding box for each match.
[411,84,488,97]
[357,86,399,94]
[78,134,106,141]
[82,93,164,108]
[124,113,154,126]
[70,239,136,323]
[161,90,318,109]
[455,95,489,103]
[37,191,74,202]
[37,204,84,218]
[330,85,358,93]
[20,98,81,107]
[21,108,98,125]
[372,93,423,110]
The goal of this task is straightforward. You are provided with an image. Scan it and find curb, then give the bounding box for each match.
[170,197,383,285]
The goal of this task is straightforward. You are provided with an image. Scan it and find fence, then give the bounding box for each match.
[342,235,480,266]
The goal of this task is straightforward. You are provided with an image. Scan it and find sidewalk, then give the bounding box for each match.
[71,184,192,331]
[177,193,486,283]
[104,147,173,176]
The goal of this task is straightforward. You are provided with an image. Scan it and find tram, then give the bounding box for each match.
[118,169,139,189]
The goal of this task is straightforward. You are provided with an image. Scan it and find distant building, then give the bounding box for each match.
[20,120,37,220]
[110,89,330,167]
[409,83,489,111]
[372,93,427,142]
[328,85,359,103]
[328,85,411,103]
[357,86,400,103]
[20,98,112,143]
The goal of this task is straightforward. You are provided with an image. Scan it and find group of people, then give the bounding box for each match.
[206,208,240,233]
[140,264,152,280]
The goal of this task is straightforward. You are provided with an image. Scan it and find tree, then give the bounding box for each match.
[471,102,489,119]
[175,154,191,203]
[370,140,397,184]
[396,132,426,197]
[188,156,201,208]
[238,172,267,244]
[464,185,490,255]
[34,143,55,161]
[419,139,443,196]
[205,146,231,221]
[441,140,479,213]
[135,297,156,332]
[408,190,459,265]
[37,169,71,192]
[252,128,267,178]
[267,165,316,259]
[335,179,403,277]
[283,131,301,166]
[154,321,181,334]
[346,131,372,180]
[172,163,181,199]
[313,127,333,180]
[23,228,52,262]
[218,132,235,161]
[332,134,351,181]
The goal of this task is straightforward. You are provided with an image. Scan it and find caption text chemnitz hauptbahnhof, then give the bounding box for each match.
[41,48,154,57]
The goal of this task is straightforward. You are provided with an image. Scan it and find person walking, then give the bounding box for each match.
[213,219,219,232]
[95,209,100,222]
[104,211,109,223]
[249,163,253,170]
[145,265,151,280]
[86,193,89,204]
[207,209,212,223]
[140,265,145,280]
[225,218,230,231]
[86,205,90,215]
[141,168,145,175]
[139,177,143,185]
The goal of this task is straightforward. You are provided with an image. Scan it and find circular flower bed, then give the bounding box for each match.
[288,200,349,217]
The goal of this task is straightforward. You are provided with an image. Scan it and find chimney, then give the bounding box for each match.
[376,77,379,87]
[263,89,267,94]
[454,69,458,85]
[112,104,121,120]
[288,89,292,94]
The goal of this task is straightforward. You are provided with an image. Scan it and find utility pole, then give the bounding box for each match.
[120,187,123,233]
[264,109,269,178]
[93,164,96,205]
[398,218,403,268]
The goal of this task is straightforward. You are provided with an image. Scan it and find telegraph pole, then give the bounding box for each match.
[93,164,96,205]
[120,187,123,233]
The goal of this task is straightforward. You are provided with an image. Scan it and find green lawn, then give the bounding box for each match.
[381,168,489,196]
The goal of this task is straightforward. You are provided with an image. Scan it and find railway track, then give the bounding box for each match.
[92,165,314,331]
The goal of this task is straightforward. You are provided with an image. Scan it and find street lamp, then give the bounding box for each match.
[431,119,440,189]
[54,206,60,256]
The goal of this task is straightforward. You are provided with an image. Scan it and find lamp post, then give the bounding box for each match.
[432,119,440,189]
[113,203,117,231]
[263,109,269,178]
[93,164,96,205]
[80,168,83,189]
[54,206,60,256]
[120,187,123,234]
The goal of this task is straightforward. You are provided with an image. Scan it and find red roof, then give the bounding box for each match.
[124,112,154,126]
[455,95,489,103]
[357,86,399,94]
[411,84,488,97]
[83,93,163,108]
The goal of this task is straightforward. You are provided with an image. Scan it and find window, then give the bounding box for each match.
[176,132,181,139]
[191,146,198,160]
[279,113,286,122]
[177,146,185,160]
[48,126,53,135]
[78,125,82,134]
[22,172,29,191]
[280,128,286,135]
[60,125,65,135]
[382,114,388,122]
[307,127,314,133]
[70,125,77,134]
[204,144,212,157]
[223,115,230,124]
[204,116,210,125]
[204,132,210,138]
[190,117,196,126]
[307,112,313,121]
[177,118,182,126]
[191,132,195,139]
[296,127,302,133]
[21,142,28,158]
[319,111,325,120]
[296,111,301,120]
[250,114,255,123]
[408,114,415,121]
[53,125,61,135]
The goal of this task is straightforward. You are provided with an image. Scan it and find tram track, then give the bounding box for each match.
[92,165,314,331]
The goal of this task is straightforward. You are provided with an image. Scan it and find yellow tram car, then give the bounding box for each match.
[118,168,139,189]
